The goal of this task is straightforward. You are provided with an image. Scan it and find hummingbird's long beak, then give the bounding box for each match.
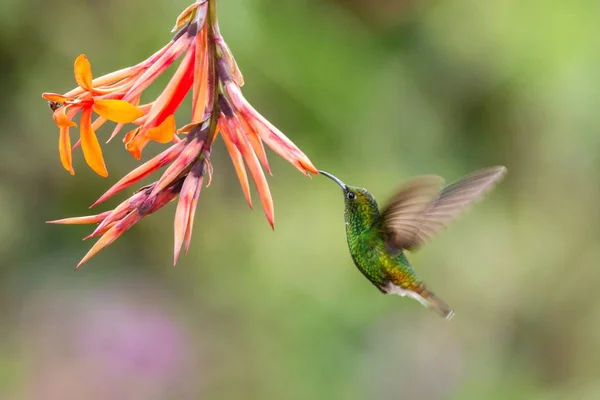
[318,170,347,189]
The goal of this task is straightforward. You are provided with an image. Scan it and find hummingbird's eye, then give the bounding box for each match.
[347,192,356,200]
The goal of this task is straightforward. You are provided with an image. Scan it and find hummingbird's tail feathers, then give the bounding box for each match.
[421,290,455,321]
[384,282,454,320]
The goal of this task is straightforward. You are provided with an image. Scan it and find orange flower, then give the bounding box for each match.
[45,0,318,267]
[43,55,144,176]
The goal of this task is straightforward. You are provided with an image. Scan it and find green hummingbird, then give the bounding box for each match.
[319,166,506,320]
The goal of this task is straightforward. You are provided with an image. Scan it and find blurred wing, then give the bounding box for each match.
[379,175,445,251]
[403,166,507,251]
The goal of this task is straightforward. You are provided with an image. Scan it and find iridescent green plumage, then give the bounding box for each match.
[320,167,507,320]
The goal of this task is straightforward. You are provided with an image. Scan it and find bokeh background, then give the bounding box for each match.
[2,0,600,399]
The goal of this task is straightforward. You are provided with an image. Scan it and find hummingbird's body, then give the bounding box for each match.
[319,167,507,320]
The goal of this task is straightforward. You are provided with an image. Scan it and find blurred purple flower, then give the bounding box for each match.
[19,285,199,400]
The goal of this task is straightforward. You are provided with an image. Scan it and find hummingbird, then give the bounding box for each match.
[319,166,506,320]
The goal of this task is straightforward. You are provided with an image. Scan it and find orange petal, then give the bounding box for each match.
[124,37,190,103]
[59,126,74,175]
[47,211,111,225]
[149,138,203,198]
[83,221,116,240]
[91,191,147,235]
[192,26,208,122]
[64,63,142,99]
[74,54,94,92]
[225,81,317,175]
[219,119,252,208]
[92,99,145,123]
[125,133,149,160]
[238,114,270,175]
[53,107,77,128]
[145,114,176,143]
[123,128,145,160]
[123,127,140,144]
[176,165,205,264]
[91,141,185,207]
[184,172,204,254]
[249,112,318,175]
[43,93,70,103]
[173,175,194,265]
[77,210,141,269]
[125,140,144,160]
[144,48,194,128]
[79,108,108,177]
[228,119,274,228]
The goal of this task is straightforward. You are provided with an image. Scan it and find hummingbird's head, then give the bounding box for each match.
[318,170,379,221]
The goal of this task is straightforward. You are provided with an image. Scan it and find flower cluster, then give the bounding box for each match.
[45,0,317,267]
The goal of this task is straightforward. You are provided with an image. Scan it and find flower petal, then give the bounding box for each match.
[144,47,194,129]
[91,141,185,207]
[225,82,317,175]
[92,99,145,123]
[192,26,209,122]
[46,211,111,225]
[106,96,141,143]
[74,54,94,92]
[174,173,195,265]
[125,135,147,160]
[77,210,141,269]
[80,108,108,177]
[145,114,176,143]
[171,2,201,32]
[83,221,116,240]
[150,137,203,197]
[177,122,203,134]
[219,118,252,208]
[217,41,244,87]
[184,167,204,254]
[238,114,270,175]
[225,117,273,227]
[124,37,190,103]
[43,93,70,103]
[59,126,74,175]
[91,191,147,234]
[53,107,77,128]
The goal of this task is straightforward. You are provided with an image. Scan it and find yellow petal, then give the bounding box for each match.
[79,108,108,177]
[92,99,145,123]
[59,126,74,175]
[74,54,94,92]
[145,115,176,143]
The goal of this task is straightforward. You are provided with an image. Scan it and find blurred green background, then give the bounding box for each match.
[2,0,600,399]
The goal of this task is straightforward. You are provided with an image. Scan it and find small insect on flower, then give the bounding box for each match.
[44,0,317,267]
